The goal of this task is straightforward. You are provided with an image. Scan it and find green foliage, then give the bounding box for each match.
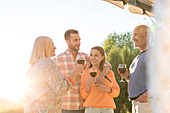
[120,45,137,69]
[103,32,139,113]
[104,32,135,55]
[107,45,122,72]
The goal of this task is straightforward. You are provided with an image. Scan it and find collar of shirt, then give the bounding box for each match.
[64,49,86,57]
[139,49,149,55]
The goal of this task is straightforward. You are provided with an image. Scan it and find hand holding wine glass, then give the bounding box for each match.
[76,54,85,65]
[70,64,84,80]
[117,64,126,82]
[85,70,96,93]
[76,54,85,75]
[90,67,97,78]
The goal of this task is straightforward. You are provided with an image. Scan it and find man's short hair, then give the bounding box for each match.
[64,29,79,40]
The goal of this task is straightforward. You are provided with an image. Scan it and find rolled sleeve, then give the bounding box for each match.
[80,89,89,99]
[107,71,120,98]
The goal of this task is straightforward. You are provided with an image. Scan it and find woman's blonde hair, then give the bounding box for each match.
[29,36,52,65]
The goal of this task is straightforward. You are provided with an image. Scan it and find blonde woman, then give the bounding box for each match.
[24,36,83,113]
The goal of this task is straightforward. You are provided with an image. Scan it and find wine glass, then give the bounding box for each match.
[76,54,85,65]
[118,64,126,82]
[76,54,85,75]
[90,67,97,77]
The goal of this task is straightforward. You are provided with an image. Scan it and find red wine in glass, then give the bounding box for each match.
[118,68,126,73]
[90,72,97,77]
[77,60,85,64]
[90,68,97,77]
[76,55,85,65]
[118,64,126,82]
[76,55,85,75]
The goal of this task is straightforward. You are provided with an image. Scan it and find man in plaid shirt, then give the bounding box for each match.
[53,29,111,113]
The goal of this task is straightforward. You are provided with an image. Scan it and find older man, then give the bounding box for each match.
[118,25,152,113]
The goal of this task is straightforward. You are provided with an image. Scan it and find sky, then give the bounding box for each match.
[0,0,153,101]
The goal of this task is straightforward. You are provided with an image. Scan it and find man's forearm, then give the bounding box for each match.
[135,90,149,102]
[96,66,110,84]
[124,74,130,82]
[99,66,110,77]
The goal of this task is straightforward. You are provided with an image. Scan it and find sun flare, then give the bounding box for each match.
[0,71,27,102]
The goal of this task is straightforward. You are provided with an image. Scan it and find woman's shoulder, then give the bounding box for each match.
[38,58,54,63]
[107,70,114,75]
[39,58,53,62]
[37,58,56,68]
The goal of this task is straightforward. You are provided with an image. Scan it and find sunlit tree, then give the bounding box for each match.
[103,32,139,113]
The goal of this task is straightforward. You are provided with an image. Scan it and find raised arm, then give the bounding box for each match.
[44,59,83,97]
[44,59,70,96]
[96,61,111,84]
[117,68,130,82]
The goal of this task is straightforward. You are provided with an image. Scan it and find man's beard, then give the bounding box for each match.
[69,44,79,52]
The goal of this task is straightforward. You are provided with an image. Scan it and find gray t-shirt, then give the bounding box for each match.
[128,50,150,98]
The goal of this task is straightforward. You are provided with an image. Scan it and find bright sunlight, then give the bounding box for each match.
[0,69,26,102]
[0,35,31,102]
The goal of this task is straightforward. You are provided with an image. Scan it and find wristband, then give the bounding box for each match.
[67,77,74,86]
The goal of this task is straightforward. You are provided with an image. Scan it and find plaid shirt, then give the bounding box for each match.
[53,49,89,110]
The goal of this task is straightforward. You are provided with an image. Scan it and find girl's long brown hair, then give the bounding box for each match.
[89,46,105,71]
